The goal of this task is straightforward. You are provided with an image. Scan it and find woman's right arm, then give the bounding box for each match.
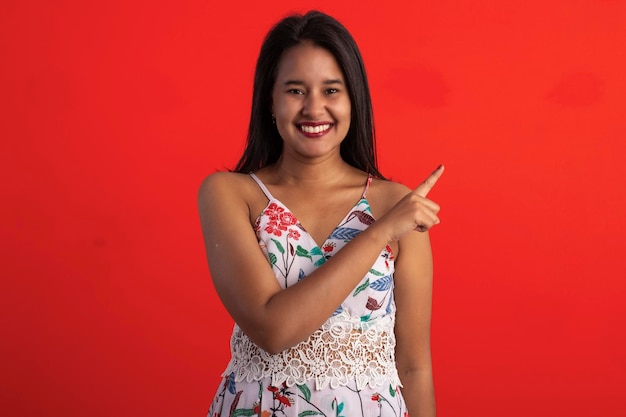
[197,169,442,354]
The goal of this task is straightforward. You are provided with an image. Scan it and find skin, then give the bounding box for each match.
[198,42,443,417]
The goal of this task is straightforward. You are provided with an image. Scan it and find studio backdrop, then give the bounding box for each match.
[1,1,625,416]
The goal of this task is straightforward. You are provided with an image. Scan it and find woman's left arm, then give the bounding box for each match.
[394,229,437,417]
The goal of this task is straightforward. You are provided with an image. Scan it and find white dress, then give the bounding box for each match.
[207,173,409,417]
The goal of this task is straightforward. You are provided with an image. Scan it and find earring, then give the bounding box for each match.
[271,114,276,124]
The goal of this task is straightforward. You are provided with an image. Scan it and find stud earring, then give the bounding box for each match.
[271,114,276,124]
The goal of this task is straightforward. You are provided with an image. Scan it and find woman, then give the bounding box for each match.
[198,10,443,417]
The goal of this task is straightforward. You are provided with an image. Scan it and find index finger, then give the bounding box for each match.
[414,164,445,197]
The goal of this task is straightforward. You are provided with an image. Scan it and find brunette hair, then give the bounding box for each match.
[233,10,385,179]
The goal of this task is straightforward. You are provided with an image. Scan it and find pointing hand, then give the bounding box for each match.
[411,164,444,231]
[377,164,444,241]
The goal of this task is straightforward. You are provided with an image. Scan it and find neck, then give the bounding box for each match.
[268,154,354,185]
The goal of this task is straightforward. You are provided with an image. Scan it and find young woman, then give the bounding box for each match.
[198,10,443,417]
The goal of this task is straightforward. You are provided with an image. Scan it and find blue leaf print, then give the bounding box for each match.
[227,372,236,395]
[370,275,392,291]
[332,304,343,316]
[298,268,306,281]
[385,294,393,314]
[328,227,362,241]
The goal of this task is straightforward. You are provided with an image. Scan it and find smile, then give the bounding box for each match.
[298,124,332,134]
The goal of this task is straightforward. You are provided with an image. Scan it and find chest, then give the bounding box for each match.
[253,197,397,320]
[299,202,355,245]
[254,187,365,249]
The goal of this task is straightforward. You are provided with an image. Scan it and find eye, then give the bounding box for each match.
[288,89,304,95]
[325,88,339,94]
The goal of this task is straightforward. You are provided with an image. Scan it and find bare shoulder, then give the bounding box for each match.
[197,171,259,217]
[198,170,249,195]
[198,171,259,203]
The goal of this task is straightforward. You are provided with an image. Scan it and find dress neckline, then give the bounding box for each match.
[249,172,373,250]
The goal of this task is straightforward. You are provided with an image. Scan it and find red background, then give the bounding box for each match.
[2,0,625,416]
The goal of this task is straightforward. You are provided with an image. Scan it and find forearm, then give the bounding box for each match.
[400,367,436,417]
[258,222,390,352]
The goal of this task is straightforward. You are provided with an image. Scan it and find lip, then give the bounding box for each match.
[296,121,334,138]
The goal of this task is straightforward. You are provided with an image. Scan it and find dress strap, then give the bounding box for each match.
[249,172,274,201]
[361,174,373,199]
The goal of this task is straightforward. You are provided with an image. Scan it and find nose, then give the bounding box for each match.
[302,91,325,118]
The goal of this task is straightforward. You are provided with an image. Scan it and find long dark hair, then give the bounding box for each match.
[233,10,385,179]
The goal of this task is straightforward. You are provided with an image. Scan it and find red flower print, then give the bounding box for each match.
[267,384,292,408]
[382,245,394,268]
[264,220,287,237]
[404,412,410,417]
[263,207,301,239]
[264,203,284,222]
[276,394,292,407]
[279,212,297,226]
[253,403,272,417]
[371,393,380,401]
[323,242,336,253]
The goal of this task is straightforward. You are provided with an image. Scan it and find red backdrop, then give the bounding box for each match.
[2,0,625,416]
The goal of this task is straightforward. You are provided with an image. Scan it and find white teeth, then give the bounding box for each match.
[300,124,331,133]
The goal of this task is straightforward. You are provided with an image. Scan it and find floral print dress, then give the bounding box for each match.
[207,173,409,417]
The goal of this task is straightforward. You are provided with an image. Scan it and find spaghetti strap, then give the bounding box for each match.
[249,172,274,201]
[361,174,373,199]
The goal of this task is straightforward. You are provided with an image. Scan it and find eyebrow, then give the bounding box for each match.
[283,79,344,86]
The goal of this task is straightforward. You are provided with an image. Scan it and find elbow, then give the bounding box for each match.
[260,343,286,356]
[257,331,296,355]
[236,298,308,354]
[242,323,298,355]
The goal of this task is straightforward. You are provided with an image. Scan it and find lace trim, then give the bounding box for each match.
[222,312,402,391]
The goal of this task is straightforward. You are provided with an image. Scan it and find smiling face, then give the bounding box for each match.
[271,42,351,162]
